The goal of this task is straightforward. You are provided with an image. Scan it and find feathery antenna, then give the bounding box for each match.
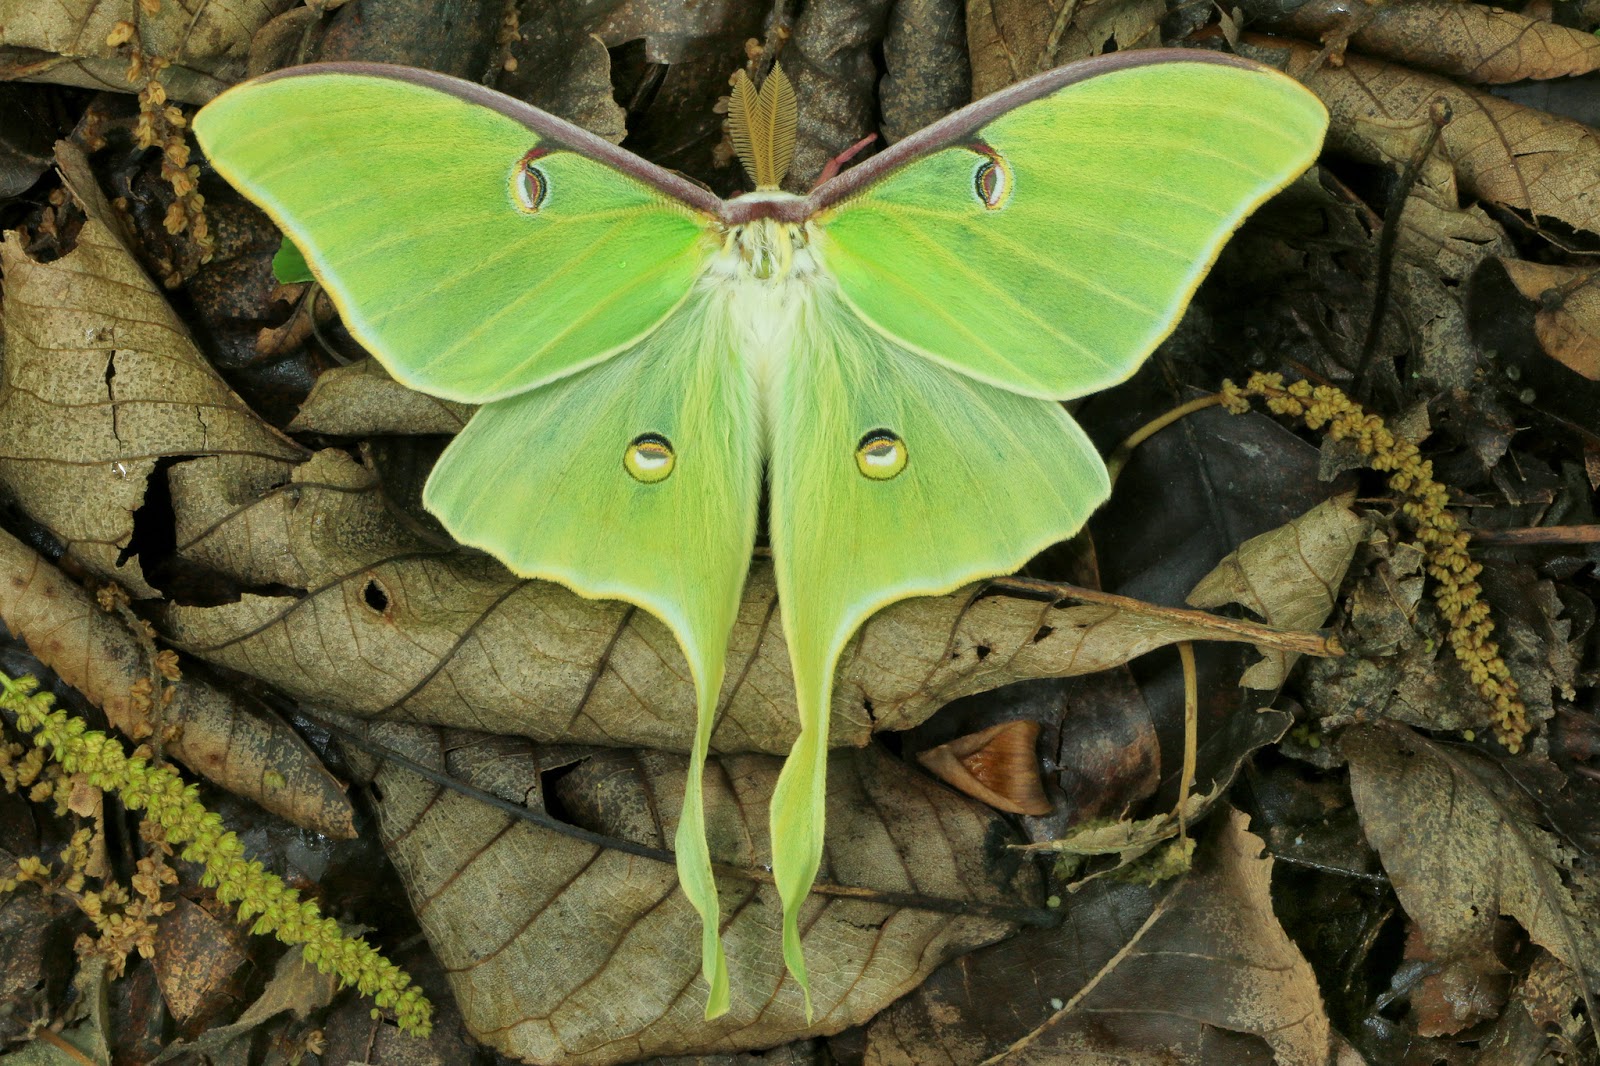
[727,64,796,190]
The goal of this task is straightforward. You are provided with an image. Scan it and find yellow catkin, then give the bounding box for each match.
[1220,372,1530,752]
[105,31,212,282]
[0,672,432,1035]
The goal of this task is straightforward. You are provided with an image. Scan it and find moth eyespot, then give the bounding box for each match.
[512,153,549,213]
[855,430,907,480]
[624,433,675,483]
[973,156,1012,211]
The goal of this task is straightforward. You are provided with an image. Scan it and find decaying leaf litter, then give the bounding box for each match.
[0,0,1595,1063]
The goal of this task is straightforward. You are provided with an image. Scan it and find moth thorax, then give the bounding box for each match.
[728,218,813,282]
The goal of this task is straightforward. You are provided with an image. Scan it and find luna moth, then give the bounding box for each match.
[193,49,1327,1019]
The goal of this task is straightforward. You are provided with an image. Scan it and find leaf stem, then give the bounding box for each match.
[1104,393,1228,489]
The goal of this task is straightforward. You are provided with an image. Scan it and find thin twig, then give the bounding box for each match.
[1174,642,1198,838]
[1469,525,1600,547]
[990,576,1342,658]
[1356,97,1452,404]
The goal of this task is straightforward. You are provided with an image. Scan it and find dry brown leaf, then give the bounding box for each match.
[967,0,1163,98]
[1475,950,1589,1061]
[1498,259,1600,381]
[1188,493,1367,689]
[0,0,298,103]
[0,143,303,596]
[288,358,474,435]
[1015,779,1222,865]
[1344,723,1599,1021]
[1403,923,1509,1037]
[161,447,1331,754]
[0,524,355,838]
[150,896,250,1026]
[1263,0,1600,84]
[361,723,1039,1063]
[1014,706,1291,883]
[148,937,340,1063]
[1305,543,1568,739]
[915,720,1050,816]
[1245,37,1600,240]
[865,808,1339,1066]
[0,856,55,1045]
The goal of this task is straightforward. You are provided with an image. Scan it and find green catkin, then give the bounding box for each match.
[1221,372,1530,752]
[0,671,432,1035]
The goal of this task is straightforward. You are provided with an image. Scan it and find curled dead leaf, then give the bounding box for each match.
[966,0,1163,98]
[916,720,1050,816]
[502,7,627,141]
[1188,493,1367,689]
[1498,259,1600,381]
[151,896,250,1027]
[0,142,303,596]
[1344,722,1599,1026]
[1245,36,1600,241]
[1260,0,1600,84]
[289,358,474,435]
[0,524,354,838]
[0,0,299,102]
[1476,951,1590,1060]
[1015,706,1291,887]
[865,809,1341,1065]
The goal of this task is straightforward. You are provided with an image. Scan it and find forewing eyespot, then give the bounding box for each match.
[511,150,551,213]
[968,144,1013,211]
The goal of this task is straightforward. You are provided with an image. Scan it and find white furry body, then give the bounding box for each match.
[702,193,829,428]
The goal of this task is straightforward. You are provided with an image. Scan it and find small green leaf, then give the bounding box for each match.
[272,237,313,284]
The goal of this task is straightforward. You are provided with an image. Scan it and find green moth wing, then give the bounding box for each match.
[810,55,1328,400]
[765,288,1110,1008]
[196,49,1329,1026]
[424,287,762,1017]
[758,50,1326,1013]
[193,66,720,403]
